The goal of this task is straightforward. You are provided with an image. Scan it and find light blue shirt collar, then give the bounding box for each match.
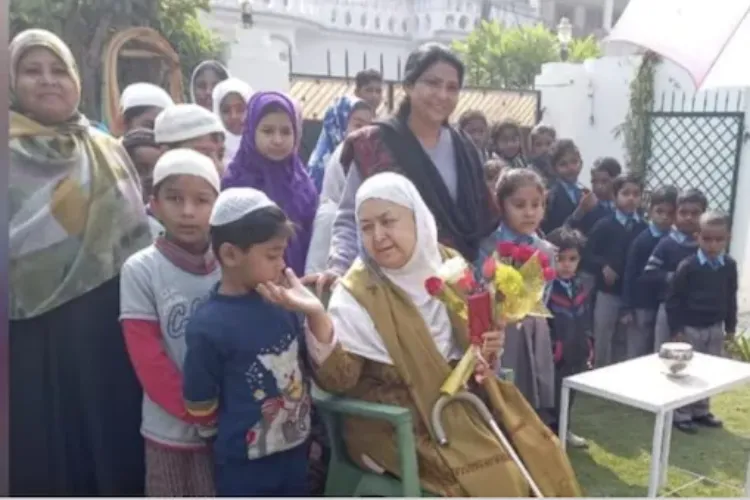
[599,199,615,212]
[697,249,725,268]
[555,278,574,298]
[669,227,694,244]
[648,222,666,238]
[615,209,640,226]
[494,224,537,245]
[559,179,582,204]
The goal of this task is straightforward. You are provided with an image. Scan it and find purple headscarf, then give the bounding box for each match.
[222,91,318,276]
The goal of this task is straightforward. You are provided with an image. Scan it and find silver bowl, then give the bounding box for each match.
[658,342,694,376]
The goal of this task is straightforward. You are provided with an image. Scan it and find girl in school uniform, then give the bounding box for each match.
[475,168,557,421]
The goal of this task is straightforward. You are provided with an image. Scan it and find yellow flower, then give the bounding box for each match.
[493,263,524,298]
[253,389,266,400]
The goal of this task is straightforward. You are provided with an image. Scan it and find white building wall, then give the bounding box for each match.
[203,0,540,82]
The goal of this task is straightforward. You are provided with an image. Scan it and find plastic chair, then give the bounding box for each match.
[312,368,515,497]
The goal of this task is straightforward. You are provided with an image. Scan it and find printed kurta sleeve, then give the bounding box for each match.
[305,326,338,365]
[183,319,222,419]
[313,287,386,393]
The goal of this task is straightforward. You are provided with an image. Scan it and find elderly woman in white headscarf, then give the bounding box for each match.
[9,29,150,495]
[212,77,253,168]
[304,172,581,497]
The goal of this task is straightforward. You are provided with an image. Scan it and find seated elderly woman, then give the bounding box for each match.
[308,173,581,497]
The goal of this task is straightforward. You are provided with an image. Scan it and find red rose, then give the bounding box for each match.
[482,257,497,279]
[496,242,517,258]
[543,267,557,281]
[246,429,257,444]
[456,270,476,292]
[425,277,445,297]
[515,245,536,263]
[538,252,550,268]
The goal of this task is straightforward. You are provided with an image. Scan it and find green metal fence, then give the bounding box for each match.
[643,110,745,227]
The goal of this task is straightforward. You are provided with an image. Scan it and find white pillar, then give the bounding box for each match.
[573,4,586,35]
[603,0,615,31]
[540,0,556,26]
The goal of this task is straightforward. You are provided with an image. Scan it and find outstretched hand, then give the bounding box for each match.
[257,268,325,316]
[301,270,340,298]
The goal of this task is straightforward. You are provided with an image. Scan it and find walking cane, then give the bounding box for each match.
[429,347,545,498]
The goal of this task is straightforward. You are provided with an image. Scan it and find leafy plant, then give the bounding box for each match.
[452,21,602,89]
[614,51,660,178]
[725,334,750,362]
[9,0,223,119]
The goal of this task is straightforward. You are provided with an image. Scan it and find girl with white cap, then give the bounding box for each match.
[119,82,174,134]
[120,148,222,496]
[211,78,253,169]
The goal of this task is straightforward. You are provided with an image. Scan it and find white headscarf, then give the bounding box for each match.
[326,172,460,365]
[189,60,229,105]
[212,78,253,168]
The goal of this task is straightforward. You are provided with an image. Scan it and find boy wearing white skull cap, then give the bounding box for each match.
[120,148,221,496]
[154,103,226,173]
[182,187,334,496]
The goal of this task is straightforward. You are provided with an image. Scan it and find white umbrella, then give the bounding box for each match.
[605,0,750,89]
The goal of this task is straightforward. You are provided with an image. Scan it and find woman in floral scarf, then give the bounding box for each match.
[9,29,150,495]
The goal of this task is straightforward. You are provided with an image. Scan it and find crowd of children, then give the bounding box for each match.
[109,59,739,495]
[476,125,738,444]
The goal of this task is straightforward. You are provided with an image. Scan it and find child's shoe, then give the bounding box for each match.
[566,431,588,449]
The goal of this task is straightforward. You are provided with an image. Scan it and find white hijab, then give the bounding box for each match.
[327,172,460,365]
[212,78,253,168]
[189,60,229,105]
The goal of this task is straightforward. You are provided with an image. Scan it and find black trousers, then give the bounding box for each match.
[10,278,145,496]
[549,360,587,433]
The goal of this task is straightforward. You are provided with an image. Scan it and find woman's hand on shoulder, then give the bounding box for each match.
[301,269,340,297]
[257,268,325,316]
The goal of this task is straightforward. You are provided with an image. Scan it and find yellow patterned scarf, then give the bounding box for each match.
[9,30,150,320]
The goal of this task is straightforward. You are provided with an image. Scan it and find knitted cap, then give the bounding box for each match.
[152,148,221,193]
[209,187,277,227]
[154,103,224,144]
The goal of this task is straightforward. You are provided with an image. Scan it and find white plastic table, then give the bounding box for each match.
[558,353,750,497]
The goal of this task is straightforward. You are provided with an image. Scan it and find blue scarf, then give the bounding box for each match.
[307,96,365,192]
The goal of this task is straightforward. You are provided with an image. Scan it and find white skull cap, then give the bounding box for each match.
[154,103,224,144]
[209,187,278,227]
[152,148,221,193]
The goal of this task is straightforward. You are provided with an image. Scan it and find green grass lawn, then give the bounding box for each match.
[569,388,750,497]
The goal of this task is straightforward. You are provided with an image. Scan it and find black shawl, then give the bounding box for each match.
[378,116,497,261]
